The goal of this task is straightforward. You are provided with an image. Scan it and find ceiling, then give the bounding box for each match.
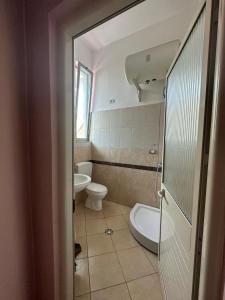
[79,0,199,51]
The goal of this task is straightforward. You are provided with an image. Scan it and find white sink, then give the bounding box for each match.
[74,174,91,193]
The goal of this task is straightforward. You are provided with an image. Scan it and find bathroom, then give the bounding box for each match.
[73,0,205,299]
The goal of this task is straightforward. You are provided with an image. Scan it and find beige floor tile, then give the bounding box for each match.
[86,219,107,235]
[74,259,90,296]
[87,233,114,257]
[122,213,130,224]
[89,253,125,291]
[103,201,123,217]
[85,207,104,220]
[117,247,155,282]
[105,215,128,231]
[75,293,90,300]
[75,216,86,238]
[119,205,132,215]
[127,274,162,300]
[75,236,88,259]
[91,283,131,300]
[111,229,138,251]
[75,202,85,217]
[142,247,159,273]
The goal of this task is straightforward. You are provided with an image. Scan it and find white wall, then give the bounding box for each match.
[92,10,195,112]
[74,38,93,70]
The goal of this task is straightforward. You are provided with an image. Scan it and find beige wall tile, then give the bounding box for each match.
[92,164,159,208]
[75,190,87,205]
[90,103,164,208]
[74,142,92,163]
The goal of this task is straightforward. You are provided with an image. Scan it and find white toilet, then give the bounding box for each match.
[76,161,108,211]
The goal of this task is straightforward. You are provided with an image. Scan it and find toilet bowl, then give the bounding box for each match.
[76,162,108,211]
[85,182,108,211]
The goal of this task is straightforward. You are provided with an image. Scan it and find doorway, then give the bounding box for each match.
[49,0,220,298]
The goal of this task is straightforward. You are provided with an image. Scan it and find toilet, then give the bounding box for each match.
[76,161,108,211]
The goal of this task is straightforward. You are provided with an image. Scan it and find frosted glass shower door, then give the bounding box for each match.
[159,5,212,300]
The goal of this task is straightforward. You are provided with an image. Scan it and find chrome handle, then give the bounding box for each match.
[158,189,169,204]
[158,189,165,198]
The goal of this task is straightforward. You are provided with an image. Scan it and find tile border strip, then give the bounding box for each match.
[90,160,162,173]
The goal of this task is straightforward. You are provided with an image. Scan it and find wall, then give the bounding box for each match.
[92,10,195,112]
[90,103,164,207]
[74,39,94,70]
[73,38,93,198]
[74,142,92,164]
[25,0,62,299]
[74,142,92,203]
[0,0,33,299]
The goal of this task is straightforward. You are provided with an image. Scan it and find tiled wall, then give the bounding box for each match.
[90,103,164,208]
[74,142,92,202]
[74,142,92,163]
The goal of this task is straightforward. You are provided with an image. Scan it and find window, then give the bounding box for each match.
[74,61,93,140]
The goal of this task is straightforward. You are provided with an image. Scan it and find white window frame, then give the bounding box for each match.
[74,61,93,142]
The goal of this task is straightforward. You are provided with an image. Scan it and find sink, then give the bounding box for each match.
[74,174,91,193]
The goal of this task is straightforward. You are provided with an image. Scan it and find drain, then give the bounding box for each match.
[105,228,114,235]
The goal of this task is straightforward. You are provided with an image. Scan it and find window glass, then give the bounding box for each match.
[75,62,93,140]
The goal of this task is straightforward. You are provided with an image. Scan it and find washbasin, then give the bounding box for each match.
[74,173,91,193]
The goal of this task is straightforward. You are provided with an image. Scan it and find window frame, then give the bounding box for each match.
[74,61,93,142]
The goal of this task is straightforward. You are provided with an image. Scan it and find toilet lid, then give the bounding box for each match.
[86,182,107,193]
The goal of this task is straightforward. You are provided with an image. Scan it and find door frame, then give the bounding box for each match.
[48,0,224,299]
[198,0,225,298]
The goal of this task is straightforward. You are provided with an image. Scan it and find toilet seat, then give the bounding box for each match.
[86,182,107,195]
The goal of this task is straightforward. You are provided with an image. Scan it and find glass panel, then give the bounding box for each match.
[75,64,92,139]
[163,10,205,223]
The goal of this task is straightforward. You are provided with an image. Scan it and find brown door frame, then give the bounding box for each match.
[198,0,225,298]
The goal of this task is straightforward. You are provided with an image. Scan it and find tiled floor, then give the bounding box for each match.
[74,200,162,300]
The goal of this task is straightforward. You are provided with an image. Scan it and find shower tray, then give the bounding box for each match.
[129,203,160,254]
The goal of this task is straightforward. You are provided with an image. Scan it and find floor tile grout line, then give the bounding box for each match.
[126,272,159,284]
[83,205,91,295]
[125,282,133,300]
[139,245,159,272]
[110,229,158,284]
[88,250,116,259]
[91,281,130,295]
[110,230,128,285]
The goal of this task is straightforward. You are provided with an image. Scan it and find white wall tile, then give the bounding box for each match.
[90,103,164,150]
[109,128,121,148]
[119,128,133,148]
[109,110,122,128]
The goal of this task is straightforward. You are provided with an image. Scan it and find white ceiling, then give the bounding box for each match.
[80,0,199,51]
